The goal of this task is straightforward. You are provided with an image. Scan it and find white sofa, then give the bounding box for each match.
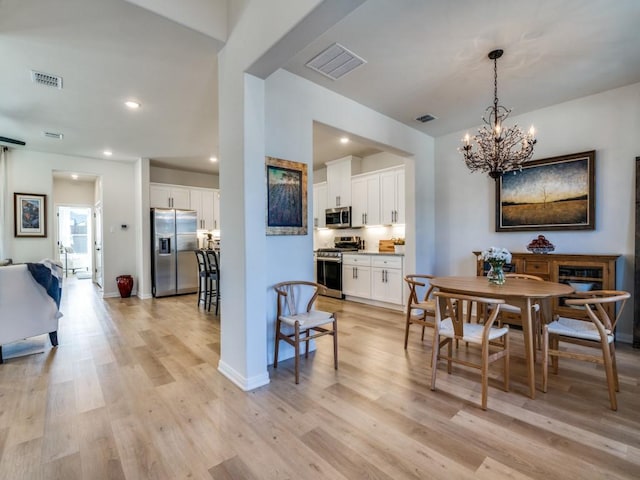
[0,263,61,363]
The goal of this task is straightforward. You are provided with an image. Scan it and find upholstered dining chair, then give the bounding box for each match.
[430,291,509,410]
[542,290,630,410]
[273,281,338,384]
[403,274,436,349]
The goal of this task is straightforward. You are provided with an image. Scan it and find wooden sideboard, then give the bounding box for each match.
[473,251,619,322]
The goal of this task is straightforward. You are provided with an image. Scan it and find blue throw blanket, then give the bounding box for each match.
[27,261,63,309]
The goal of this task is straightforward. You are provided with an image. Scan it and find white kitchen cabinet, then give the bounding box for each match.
[342,254,403,306]
[326,156,361,208]
[342,254,371,298]
[150,183,190,209]
[380,167,405,225]
[190,188,215,230]
[313,182,327,228]
[212,189,221,230]
[351,173,381,227]
[371,255,403,305]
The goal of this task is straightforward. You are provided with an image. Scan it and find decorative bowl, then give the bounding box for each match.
[568,282,594,292]
[527,245,555,254]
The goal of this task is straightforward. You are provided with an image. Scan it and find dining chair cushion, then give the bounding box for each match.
[547,316,613,343]
[439,318,509,343]
[410,299,436,314]
[279,310,335,330]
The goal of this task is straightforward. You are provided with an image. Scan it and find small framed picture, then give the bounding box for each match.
[14,192,47,237]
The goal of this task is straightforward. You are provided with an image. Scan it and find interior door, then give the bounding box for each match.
[94,204,103,288]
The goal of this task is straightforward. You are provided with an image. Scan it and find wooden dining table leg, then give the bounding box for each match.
[512,297,536,399]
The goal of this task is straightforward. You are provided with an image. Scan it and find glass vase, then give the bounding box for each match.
[487,262,506,285]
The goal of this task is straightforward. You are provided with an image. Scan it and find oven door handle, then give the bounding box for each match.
[317,257,342,263]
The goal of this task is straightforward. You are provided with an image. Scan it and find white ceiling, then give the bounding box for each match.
[1,1,639,175]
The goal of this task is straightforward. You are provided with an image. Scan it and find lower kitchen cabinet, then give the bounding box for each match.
[343,255,372,298]
[371,256,403,305]
[343,254,403,307]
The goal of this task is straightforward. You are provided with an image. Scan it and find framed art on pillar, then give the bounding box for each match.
[265,157,308,236]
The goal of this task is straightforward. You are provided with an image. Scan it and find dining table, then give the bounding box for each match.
[429,275,575,399]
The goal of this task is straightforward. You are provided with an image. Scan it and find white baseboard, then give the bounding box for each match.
[616,332,632,344]
[218,360,270,391]
[343,295,403,312]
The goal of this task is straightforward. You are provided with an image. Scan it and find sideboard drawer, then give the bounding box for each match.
[523,260,550,276]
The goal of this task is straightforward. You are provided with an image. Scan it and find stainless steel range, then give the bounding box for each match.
[317,236,361,298]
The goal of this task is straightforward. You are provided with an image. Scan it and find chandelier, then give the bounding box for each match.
[460,49,536,179]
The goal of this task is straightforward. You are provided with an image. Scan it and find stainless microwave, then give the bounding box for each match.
[325,206,351,229]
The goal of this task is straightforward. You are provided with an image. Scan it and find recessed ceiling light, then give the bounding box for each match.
[71,174,79,180]
[209,156,218,163]
[125,100,141,109]
[340,136,350,144]
[103,150,113,156]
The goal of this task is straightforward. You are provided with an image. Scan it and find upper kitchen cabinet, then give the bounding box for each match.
[351,173,381,227]
[380,167,405,224]
[326,156,361,208]
[313,182,327,228]
[212,190,221,231]
[190,188,215,230]
[150,183,190,209]
[190,187,221,230]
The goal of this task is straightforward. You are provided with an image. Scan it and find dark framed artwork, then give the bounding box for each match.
[496,151,595,231]
[265,156,308,235]
[14,192,47,237]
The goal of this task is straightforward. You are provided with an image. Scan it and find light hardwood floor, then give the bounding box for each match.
[1,277,639,479]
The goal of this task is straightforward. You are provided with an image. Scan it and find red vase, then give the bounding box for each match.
[116,275,134,298]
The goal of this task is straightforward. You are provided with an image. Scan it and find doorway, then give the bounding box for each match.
[57,206,93,279]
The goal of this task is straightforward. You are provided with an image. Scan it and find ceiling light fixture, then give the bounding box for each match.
[340,136,350,144]
[125,100,141,109]
[103,150,113,156]
[460,49,536,180]
[71,174,79,180]
[209,156,217,163]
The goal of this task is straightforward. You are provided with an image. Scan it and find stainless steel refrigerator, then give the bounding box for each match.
[151,208,198,297]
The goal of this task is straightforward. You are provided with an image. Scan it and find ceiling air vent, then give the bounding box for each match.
[44,131,64,139]
[305,43,366,80]
[416,114,437,123]
[31,70,63,89]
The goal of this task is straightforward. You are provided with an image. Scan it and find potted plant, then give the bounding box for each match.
[393,237,405,254]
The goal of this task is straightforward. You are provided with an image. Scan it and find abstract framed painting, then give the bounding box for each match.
[265,156,308,235]
[496,151,595,231]
[14,192,47,237]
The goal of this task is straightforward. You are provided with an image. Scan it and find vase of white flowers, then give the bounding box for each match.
[481,247,512,285]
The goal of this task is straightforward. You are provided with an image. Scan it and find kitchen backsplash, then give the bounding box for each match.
[314,225,405,251]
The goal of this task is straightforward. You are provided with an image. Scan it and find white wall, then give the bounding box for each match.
[5,150,137,298]
[434,82,640,342]
[264,69,435,363]
[53,178,95,205]
[150,165,219,189]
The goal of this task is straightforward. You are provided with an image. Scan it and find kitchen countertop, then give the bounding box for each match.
[347,251,404,256]
[314,250,404,257]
